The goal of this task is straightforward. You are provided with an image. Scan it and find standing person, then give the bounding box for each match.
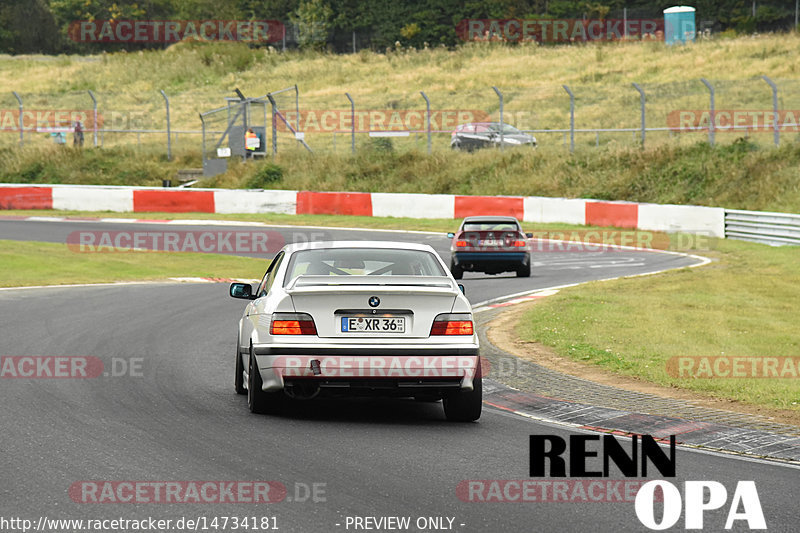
[245,128,258,158]
[73,121,84,147]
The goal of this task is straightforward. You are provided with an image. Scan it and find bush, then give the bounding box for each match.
[245,163,283,188]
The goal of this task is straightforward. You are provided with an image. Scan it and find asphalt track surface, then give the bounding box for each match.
[0,218,699,305]
[1,219,798,532]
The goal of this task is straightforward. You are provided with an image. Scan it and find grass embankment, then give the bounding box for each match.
[2,35,800,211]
[1,209,590,234]
[517,238,800,413]
[0,239,266,287]
[3,139,800,213]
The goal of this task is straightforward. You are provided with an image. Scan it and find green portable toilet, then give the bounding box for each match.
[664,6,696,44]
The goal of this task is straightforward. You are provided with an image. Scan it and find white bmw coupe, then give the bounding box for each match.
[229,241,482,421]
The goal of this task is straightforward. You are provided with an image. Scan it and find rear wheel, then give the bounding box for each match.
[450,260,463,280]
[234,344,246,395]
[443,363,482,422]
[516,262,531,277]
[248,349,278,414]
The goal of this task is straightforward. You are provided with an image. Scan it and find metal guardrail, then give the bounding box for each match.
[725,209,800,246]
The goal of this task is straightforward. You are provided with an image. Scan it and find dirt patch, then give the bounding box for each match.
[487,301,800,428]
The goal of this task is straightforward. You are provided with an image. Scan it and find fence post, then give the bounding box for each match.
[700,78,715,146]
[267,94,278,156]
[293,84,299,133]
[632,82,646,147]
[420,91,431,154]
[492,86,504,150]
[761,75,779,147]
[88,90,98,147]
[159,90,172,160]
[11,91,23,147]
[199,113,206,169]
[563,85,575,153]
[345,92,355,154]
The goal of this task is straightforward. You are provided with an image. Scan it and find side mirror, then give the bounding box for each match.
[525,232,533,238]
[458,283,466,295]
[230,282,255,300]
[447,232,455,238]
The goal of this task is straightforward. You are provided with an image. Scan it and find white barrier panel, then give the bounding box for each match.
[638,203,725,238]
[52,185,134,212]
[523,196,586,225]
[213,189,298,215]
[371,192,455,219]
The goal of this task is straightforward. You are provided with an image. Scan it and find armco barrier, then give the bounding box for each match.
[6,183,793,242]
[296,191,372,216]
[584,201,638,229]
[725,209,800,246]
[0,186,52,210]
[454,195,524,219]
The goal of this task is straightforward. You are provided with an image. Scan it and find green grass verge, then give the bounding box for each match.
[517,238,800,412]
[3,140,800,213]
[0,239,267,287]
[1,209,591,234]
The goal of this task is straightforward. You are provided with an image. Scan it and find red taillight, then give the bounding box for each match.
[455,240,470,247]
[270,313,317,335]
[430,314,474,335]
[512,240,527,247]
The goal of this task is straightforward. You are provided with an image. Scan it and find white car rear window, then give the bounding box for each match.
[284,248,446,286]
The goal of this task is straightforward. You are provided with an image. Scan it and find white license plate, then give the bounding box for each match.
[480,239,501,246]
[341,316,406,333]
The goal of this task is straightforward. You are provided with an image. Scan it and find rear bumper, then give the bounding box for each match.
[452,252,529,272]
[251,344,480,393]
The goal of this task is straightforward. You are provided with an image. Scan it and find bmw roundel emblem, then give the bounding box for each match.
[368,296,380,308]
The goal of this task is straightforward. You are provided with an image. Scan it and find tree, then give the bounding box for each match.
[0,0,61,54]
[291,0,334,50]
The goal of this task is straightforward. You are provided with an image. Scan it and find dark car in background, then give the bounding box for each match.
[450,122,537,151]
[448,216,533,279]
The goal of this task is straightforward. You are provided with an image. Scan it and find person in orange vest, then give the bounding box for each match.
[245,128,259,158]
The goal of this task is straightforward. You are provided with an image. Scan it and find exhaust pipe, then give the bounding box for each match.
[285,381,320,400]
[285,359,322,399]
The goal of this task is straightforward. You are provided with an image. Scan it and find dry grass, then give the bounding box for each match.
[2,36,800,211]
[2,35,800,137]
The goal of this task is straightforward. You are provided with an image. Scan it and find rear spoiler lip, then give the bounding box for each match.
[286,275,459,294]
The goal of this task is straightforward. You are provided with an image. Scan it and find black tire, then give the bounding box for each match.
[450,260,463,280]
[443,364,482,422]
[234,344,246,395]
[247,349,270,414]
[516,262,531,278]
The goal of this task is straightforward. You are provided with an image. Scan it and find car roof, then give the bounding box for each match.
[281,240,438,254]
[461,215,520,223]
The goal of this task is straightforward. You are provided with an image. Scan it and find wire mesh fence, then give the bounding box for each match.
[3,78,800,164]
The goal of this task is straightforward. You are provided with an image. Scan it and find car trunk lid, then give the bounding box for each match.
[285,276,458,339]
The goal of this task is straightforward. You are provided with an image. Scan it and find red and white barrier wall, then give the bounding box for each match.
[0,184,725,237]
